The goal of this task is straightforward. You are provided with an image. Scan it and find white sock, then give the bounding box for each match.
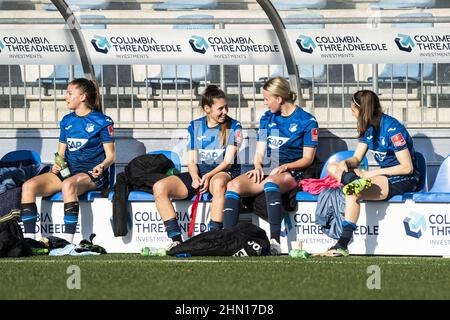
[23,233,36,240]
[60,233,74,243]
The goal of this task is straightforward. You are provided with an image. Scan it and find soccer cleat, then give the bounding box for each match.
[269,239,282,256]
[323,245,349,257]
[343,178,372,196]
[166,241,181,252]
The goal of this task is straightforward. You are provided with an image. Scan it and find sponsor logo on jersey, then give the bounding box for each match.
[199,149,225,162]
[381,136,386,146]
[366,135,373,140]
[197,135,207,141]
[267,136,290,149]
[311,128,318,141]
[85,123,95,133]
[268,123,277,128]
[370,150,387,163]
[289,123,298,133]
[391,132,406,148]
[387,127,396,132]
[67,138,88,151]
[65,125,72,130]
[107,125,114,137]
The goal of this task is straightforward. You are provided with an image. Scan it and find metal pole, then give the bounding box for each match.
[256,0,302,106]
[50,0,95,80]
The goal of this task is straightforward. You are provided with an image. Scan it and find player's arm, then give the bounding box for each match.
[362,149,413,179]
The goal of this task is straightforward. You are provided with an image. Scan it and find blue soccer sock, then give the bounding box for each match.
[222,191,240,229]
[336,220,357,249]
[208,220,223,231]
[164,218,182,242]
[63,201,79,243]
[21,203,38,239]
[264,182,283,242]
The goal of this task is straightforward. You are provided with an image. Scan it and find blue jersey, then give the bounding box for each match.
[257,107,319,165]
[59,111,114,174]
[187,116,242,176]
[359,113,418,170]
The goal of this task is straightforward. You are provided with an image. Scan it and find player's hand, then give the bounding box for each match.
[269,165,288,176]
[191,176,202,189]
[51,163,62,174]
[91,164,104,178]
[199,174,211,194]
[246,167,264,184]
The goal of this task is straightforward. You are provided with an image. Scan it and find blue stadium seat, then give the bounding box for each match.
[45,0,110,11]
[153,0,218,10]
[48,163,116,202]
[37,15,106,95]
[296,150,369,202]
[1,150,41,164]
[144,14,214,91]
[413,156,450,203]
[389,152,427,202]
[260,13,327,84]
[368,13,435,83]
[272,0,327,9]
[369,0,435,9]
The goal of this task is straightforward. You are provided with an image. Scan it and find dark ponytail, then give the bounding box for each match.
[201,85,230,146]
[69,78,102,113]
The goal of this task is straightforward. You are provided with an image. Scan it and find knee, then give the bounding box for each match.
[61,179,76,195]
[153,180,169,198]
[226,180,240,193]
[211,179,227,196]
[22,179,38,195]
[327,162,339,177]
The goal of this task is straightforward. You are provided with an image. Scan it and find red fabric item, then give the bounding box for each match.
[188,192,201,238]
[298,175,342,195]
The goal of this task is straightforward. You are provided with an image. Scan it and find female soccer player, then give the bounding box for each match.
[152,85,242,247]
[21,78,115,243]
[324,90,422,256]
[222,77,319,255]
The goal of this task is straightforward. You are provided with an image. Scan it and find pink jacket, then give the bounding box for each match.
[298,175,342,195]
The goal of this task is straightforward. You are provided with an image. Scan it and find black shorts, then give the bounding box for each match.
[386,174,419,199]
[54,171,109,191]
[288,170,304,184]
[175,170,240,200]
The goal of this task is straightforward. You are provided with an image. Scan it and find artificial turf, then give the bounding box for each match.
[0,254,448,300]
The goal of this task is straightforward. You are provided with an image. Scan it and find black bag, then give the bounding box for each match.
[0,209,32,258]
[168,223,270,256]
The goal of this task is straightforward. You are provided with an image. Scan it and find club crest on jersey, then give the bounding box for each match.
[289,123,298,133]
[391,132,406,147]
[85,123,95,133]
[67,138,88,151]
[311,128,318,141]
[267,136,289,149]
[199,149,225,162]
[370,150,387,162]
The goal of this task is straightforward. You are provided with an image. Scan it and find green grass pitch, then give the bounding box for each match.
[0,254,448,300]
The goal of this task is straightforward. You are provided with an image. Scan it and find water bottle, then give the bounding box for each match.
[166,167,180,176]
[289,249,311,259]
[289,239,310,259]
[54,152,71,178]
[141,247,167,257]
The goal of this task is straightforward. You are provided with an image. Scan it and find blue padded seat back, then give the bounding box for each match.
[147,150,181,172]
[320,150,369,179]
[1,150,41,164]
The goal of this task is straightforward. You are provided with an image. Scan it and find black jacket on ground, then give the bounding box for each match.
[112,154,175,236]
[168,223,270,256]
